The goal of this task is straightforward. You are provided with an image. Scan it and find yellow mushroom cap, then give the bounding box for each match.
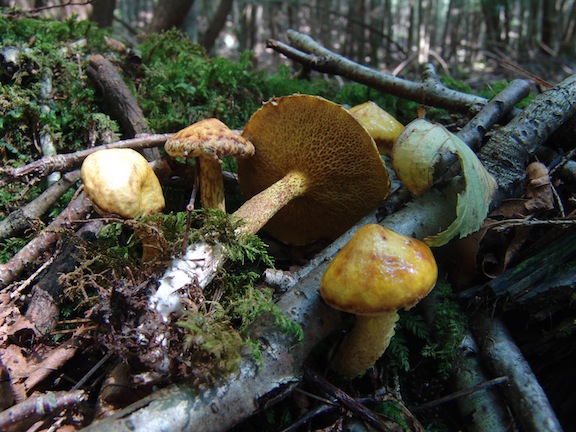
[80,148,165,219]
[349,101,404,155]
[320,224,438,315]
[165,118,254,161]
[238,95,390,245]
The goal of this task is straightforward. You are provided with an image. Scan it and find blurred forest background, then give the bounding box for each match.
[3,0,576,84]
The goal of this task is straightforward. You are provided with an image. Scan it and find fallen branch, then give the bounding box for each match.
[267,30,490,115]
[0,389,87,431]
[479,73,576,207]
[0,133,172,188]
[0,170,80,241]
[472,315,564,432]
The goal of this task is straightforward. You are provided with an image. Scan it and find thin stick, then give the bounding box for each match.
[411,376,509,413]
[0,133,172,188]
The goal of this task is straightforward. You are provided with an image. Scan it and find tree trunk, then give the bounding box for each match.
[201,0,234,52]
[148,0,196,33]
[541,0,556,51]
[90,0,116,28]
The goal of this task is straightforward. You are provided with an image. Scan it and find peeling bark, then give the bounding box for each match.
[479,73,576,207]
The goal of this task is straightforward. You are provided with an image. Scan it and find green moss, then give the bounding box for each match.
[420,281,466,378]
[64,209,300,377]
[0,15,118,162]
[136,31,266,131]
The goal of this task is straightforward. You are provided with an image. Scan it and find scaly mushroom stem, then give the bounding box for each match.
[200,158,225,211]
[233,170,307,236]
[331,312,400,378]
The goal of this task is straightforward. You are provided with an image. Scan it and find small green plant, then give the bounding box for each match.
[385,281,465,378]
[374,400,410,431]
[421,281,466,378]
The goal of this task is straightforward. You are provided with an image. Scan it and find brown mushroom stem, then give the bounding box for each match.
[200,158,225,211]
[233,171,307,236]
[331,312,399,378]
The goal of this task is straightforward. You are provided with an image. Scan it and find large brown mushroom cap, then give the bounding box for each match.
[238,95,390,245]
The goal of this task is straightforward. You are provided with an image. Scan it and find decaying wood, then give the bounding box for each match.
[0,192,91,288]
[472,315,564,432]
[458,227,576,317]
[86,55,152,146]
[479,73,576,207]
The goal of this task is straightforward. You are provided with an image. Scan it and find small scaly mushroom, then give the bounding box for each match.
[236,94,390,245]
[164,118,255,212]
[320,224,438,378]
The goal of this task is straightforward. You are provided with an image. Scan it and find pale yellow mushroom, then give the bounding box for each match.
[80,148,166,261]
[349,101,404,155]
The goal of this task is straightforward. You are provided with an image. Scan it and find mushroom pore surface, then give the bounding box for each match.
[238,95,390,245]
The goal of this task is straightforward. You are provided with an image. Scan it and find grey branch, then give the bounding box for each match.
[0,133,172,188]
[472,315,564,432]
[267,30,489,115]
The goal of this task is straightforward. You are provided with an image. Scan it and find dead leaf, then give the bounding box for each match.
[392,119,497,246]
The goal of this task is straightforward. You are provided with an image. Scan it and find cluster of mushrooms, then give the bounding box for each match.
[80,94,438,378]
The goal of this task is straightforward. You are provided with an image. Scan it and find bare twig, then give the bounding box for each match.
[0,389,87,431]
[0,170,80,241]
[0,134,171,188]
[303,367,408,432]
[411,376,509,413]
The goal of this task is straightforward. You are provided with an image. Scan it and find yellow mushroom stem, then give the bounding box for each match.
[330,312,400,378]
[199,157,225,212]
[233,170,307,236]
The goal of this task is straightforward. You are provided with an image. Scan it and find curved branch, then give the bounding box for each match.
[267,30,489,115]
